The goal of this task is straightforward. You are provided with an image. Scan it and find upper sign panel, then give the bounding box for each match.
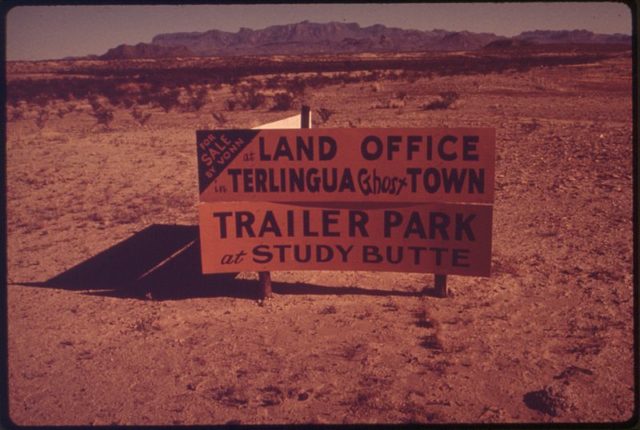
[197,128,495,203]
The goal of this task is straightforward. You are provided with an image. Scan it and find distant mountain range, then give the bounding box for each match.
[97,21,631,60]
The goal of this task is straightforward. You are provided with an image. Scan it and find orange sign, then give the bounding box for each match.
[197,128,495,204]
[198,201,492,276]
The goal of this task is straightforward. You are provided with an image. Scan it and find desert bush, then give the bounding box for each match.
[130,107,152,127]
[265,75,284,90]
[315,107,333,124]
[153,88,181,113]
[371,98,405,109]
[224,98,237,111]
[421,91,460,110]
[285,77,307,95]
[35,108,49,129]
[211,111,227,127]
[89,96,114,128]
[240,87,266,109]
[522,119,542,134]
[136,86,153,106]
[393,90,408,100]
[8,105,25,121]
[55,108,67,119]
[270,91,295,111]
[121,97,136,109]
[228,85,266,110]
[187,87,209,111]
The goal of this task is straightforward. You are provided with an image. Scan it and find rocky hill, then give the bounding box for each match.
[515,29,631,44]
[97,21,631,59]
[100,42,196,60]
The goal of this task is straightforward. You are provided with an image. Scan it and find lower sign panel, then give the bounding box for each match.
[198,202,492,276]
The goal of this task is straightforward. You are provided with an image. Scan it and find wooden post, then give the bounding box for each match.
[301,105,311,128]
[258,271,272,299]
[435,274,447,298]
[257,106,311,300]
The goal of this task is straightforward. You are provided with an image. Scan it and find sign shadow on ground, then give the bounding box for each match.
[17,224,422,300]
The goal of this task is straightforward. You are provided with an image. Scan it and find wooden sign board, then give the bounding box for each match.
[197,128,495,204]
[198,201,492,277]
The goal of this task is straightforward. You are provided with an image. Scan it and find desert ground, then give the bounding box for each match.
[5,47,636,425]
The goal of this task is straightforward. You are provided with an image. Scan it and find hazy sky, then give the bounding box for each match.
[5,2,633,61]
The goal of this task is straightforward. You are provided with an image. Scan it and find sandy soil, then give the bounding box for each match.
[6,51,636,425]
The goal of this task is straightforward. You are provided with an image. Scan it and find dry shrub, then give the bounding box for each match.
[211,111,227,126]
[35,108,49,130]
[270,91,295,111]
[187,87,209,111]
[227,84,266,110]
[371,98,406,109]
[421,91,460,110]
[522,119,542,134]
[88,95,114,128]
[130,107,152,127]
[224,98,237,111]
[153,88,181,113]
[315,107,333,124]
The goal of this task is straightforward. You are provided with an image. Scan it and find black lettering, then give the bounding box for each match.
[349,210,369,237]
[430,247,447,265]
[227,169,241,192]
[258,137,271,160]
[463,135,479,161]
[273,244,291,261]
[212,211,232,239]
[438,135,457,161]
[339,169,356,192]
[404,212,426,239]
[452,248,470,267]
[236,211,256,238]
[296,136,313,160]
[408,246,427,264]
[319,136,337,160]
[423,168,441,193]
[336,245,353,262]
[303,211,318,237]
[407,168,421,192]
[317,245,333,263]
[252,245,272,263]
[455,213,476,241]
[469,169,485,194]
[361,135,383,160]
[294,245,311,263]
[384,211,403,237]
[407,136,422,160]
[442,168,466,193]
[387,246,403,264]
[274,136,294,160]
[255,169,267,192]
[363,245,383,263]
[429,212,450,240]
[387,135,402,160]
[322,210,340,237]
[258,211,282,237]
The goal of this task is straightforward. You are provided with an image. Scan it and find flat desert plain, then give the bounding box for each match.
[5,48,636,425]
